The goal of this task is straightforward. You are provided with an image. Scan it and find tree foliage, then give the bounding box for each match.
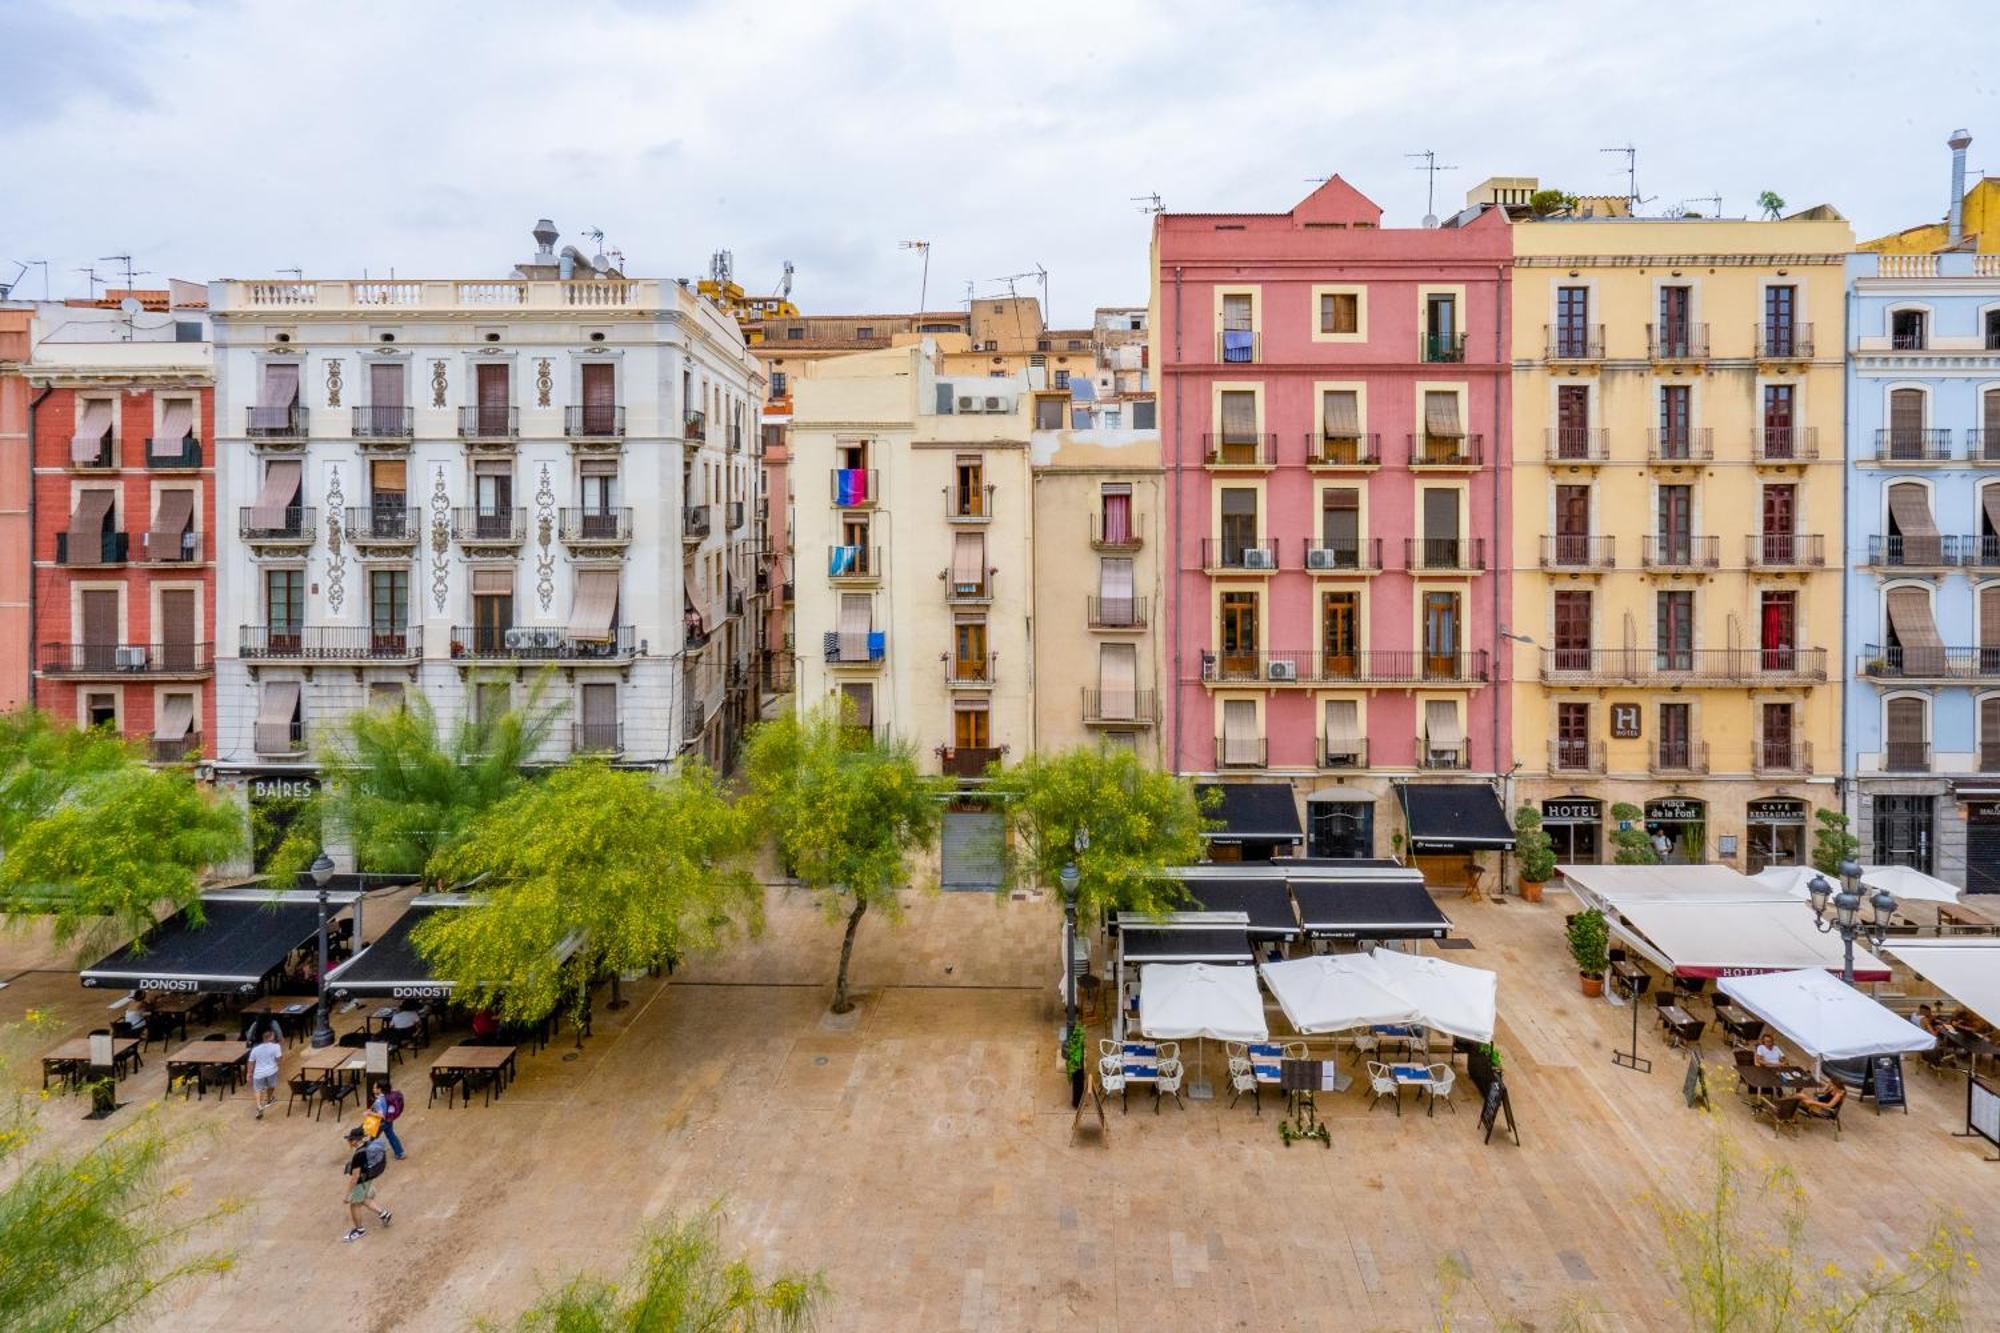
[984,746,1207,928]
[1757,190,1787,220]
[1811,808,1860,876]
[741,706,947,1013]
[1529,188,1579,217]
[492,1204,825,1333]
[1513,805,1557,885]
[1609,802,1658,866]
[417,762,760,1025]
[0,710,133,853]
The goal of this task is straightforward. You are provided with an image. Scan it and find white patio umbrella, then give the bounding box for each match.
[1360,947,1499,1044]
[1139,963,1268,1098]
[1717,968,1934,1064]
[1259,955,1419,1034]
[1749,865,1823,898]
[1860,864,1961,905]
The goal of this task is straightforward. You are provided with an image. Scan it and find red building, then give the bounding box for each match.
[0,307,31,712]
[25,294,214,758]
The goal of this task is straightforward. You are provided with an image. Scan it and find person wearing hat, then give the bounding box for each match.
[341,1125,392,1242]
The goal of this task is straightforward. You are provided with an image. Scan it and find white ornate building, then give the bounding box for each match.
[207,225,764,850]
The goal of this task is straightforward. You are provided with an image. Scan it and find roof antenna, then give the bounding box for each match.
[1130,193,1164,215]
[278,267,303,281]
[98,252,151,302]
[1405,150,1458,228]
[900,241,931,313]
[74,266,101,300]
[1680,193,1722,218]
[9,259,50,300]
[1600,144,1653,211]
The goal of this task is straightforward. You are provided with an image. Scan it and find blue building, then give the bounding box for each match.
[1845,247,2000,889]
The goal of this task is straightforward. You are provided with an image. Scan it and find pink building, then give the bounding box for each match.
[1154,178,1514,878]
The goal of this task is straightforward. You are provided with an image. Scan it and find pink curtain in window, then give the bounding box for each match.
[1101,493,1130,545]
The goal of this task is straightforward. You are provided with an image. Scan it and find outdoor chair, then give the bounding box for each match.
[318,1077,359,1121]
[1153,1056,1184,1113]
[461,1067,501,1108]
[1097,1039,1127,1110]
[428,1067,464,1109]
[284,1072,323,1118]
[1365,1061,1400,1115]
[1425,1063,1456,1113]
[1349,1030,1380,1066]
[1757,1095,1803,1137]
[1800,1092,1844,1137]
[1226,1050,1259,1114]
[194,1062,234,1101]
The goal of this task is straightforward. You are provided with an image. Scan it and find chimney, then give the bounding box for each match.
[1949,129,1972,245]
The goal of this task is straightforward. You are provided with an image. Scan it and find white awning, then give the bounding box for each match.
[1882,941,2000,1028]
[1357,946,1498,1044]
[1717,968,1934,1062]
[1259,955,1419,1034]
[153,693,194,742]
[565,569,619,642]
[1137,963,1268,1043]
[1859,864,1962,905]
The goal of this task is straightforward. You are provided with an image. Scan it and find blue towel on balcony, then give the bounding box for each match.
[828,545,858,576]
[867,631,885,660]
[1222,329,1255,362]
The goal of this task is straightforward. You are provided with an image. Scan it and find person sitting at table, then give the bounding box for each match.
[389,1006,421,1036]
[1800,1077,1846,1119]
[469,1007,500,1043]
[1917,1004,1940,1036]
[118,998,150,1038]
[1753,1034,1785,1068]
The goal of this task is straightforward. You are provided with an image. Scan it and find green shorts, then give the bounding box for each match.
[347,1179,376,1205]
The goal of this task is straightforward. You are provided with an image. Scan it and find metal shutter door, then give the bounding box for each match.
[939,810,1005,891]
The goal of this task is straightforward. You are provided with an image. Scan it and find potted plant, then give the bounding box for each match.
[1609,802,1658,865]
[1063,1024,1086,1108]
[1566,907,1609,997]
[1513,805,1555,904]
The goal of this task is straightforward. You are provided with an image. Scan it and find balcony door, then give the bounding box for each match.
[954,704,990,751]
[1321,488,1359,566]
[1218,391,1258,462]
[1555,384,1589,458]
[1658,385,1691,459]
[1659,286,1692,353]
[1220,592,1259,678]
[1761,701,1795,771]
[1555,287,1588,357]
[580,362,616,436]
[80,588,118,671]
[265,568,303,655]
[159,588,196,671]
[1889,388,1925,457]
[475,463,513,537]
[1422,591,1459,680]
[475,363,510,435]
[1764,284,1796,354]
[1657,484,1692,563]
[1421,489,1459,568]
[1553,590,1592,672]
[1761,483,1795,564]
[1656,590,1694,672]
[1763,384,1795,458]
[1555,484,1590,563]
[368,362,405,435]
[472,569,514,653]
[954,620,987,681]
[1760,591,1797,672]
[1659,702,1692,770]
[1321,591,1357,679]
[1557,701,1590,771]
[1219,488,1257,564]
[370,569,409,656]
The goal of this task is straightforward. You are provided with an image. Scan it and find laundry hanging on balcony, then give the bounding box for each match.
[1221,329,1256,362]
[828,544,862,576]
[833,468,869,506]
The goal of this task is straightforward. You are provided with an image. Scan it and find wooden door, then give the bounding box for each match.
[954,621,987,681]
[1553,590,1592,672]
[1557,701,1590,770]
[1220,593,1259,678]
[1658,385,1691,457]
[1657,485,1691,562]
[1763,384,1795,457]
[1659,287,1691,352]
[1321,592,1357,678]
[1422,591,1459,679]
[1556,384,1589,457]
[1555,484,1590,563]
[1761,484,1795,564]
[580,363,615,435]
[1764,285,1795,353]
[159,589,195,671]
[476,363,509,434]
[80,589,118,671]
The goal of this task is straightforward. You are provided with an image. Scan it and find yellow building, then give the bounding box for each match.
[1509,206,1853,870]
[1861,130,2000,254]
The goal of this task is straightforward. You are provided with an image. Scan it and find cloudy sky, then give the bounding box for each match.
[3,0,1994,324]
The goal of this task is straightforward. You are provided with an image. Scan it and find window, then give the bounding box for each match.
[1221,294,1253,330]
[1884,698,1929,773]
[1554,384,1590,458]
[1420,391,1463,462]
[1219,488,1258,564]
[1099,485,1133,545]
[1096,557,1135,625]
[578,682,618,751]
[1658,703,1693,769]
[1318,390,1361,462]
[952,456,984,517]
[839,682,874,734]
[1323,699,1361,767]
[474,461,513,535]
[1319,291,1359,335]
[1553,590,1592,671]
[1220,592,1259,675]
[1658,286,1693,355]
[1096,643,1139,720]
[854,326,874,340]
[1886,481,1940,564]
[1658,385,1692,458]
[471,567,514,652]
[1656,484,1692,563]
[1132,400,1156,430]
[474,362,510,434]
[1220,699,1260,766]
[785,327,803,341]
[953,619,987,680]
[1217,390,1258,456]
[1423,294,1459,361]
[1982,696,2000,772]
[1764,285,1797,354]
[1320,489,1359,564]
[1656,590,1693,671]
[1422,591,1460,679]
[1054,369,1070,389]
[578,362,617,435]
[265,569,303,650]
[85,692,117,731]
[370,568,410,653]
[1034,396,1064,430]
[369,682,405,711]
[1761,701,1796,770]
[254,681,302,754]
[1762,384,1796,458]
[1891,309,1927,351]
[1220,293,1256,363]
[1759,590,1797,669]
[1423,699,1465,767]
[1321,591,1358,677]
[1556,702,1591,770]
[580,460,619,532]
[1554,484,1590,564]
[955,705,990,751]
[1418,489,1459,568]
[1554,286,1589,357]
[474,681,510,728]
[1980,388,2000,464]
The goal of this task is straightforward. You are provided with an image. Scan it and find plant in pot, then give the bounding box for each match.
[1063,1024,1086,1108]
[1609,802,1659,865]
[1513,805,1556,904]
[1566,907,1609,998]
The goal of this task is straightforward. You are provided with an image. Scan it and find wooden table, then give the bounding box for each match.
[1611,960,1649,997]
[164,1043,248,1100]
[298,1046,366,1080]
[1738,1064,1814,1106]
[1657,1004,1705,1048]
[430,1044,518,1107]
[41,1036,142,1088]
[238,997,319,1044]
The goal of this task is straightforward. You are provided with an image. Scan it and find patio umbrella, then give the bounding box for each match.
[1259,955,1419,1034]
[1139,963,1267,1097]
[1360,947,1498,1044]
[1860,865,1961,905]
[1717,968,1934,1064]
[1749,865,1823,898]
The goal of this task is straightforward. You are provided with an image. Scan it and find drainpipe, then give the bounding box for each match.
[1490,263,1508,885]
[1842,280,1856,846]
[25,385,51,708]
[1170,264,1184,774]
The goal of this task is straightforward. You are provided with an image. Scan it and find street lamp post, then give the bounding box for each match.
[1060,827,1090,1042]
[1807,858,1895,985]
[309,851,337,1049]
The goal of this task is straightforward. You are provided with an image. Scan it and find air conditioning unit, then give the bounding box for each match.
[1267,660,1297,682]
[1240,548,1275,570]
[1306,548,1338,571]
[502,628,535,650]
[533,629,564,649]
[956,396,979,413]
[983,396,1003,412]
[114,646,148,670]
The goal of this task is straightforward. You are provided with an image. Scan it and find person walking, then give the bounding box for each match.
[341,1126,392,1242]
[370,1081,406,1160]
[249,1029,284,1119]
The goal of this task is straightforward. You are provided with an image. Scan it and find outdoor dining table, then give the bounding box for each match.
[1942,1024,2000,1075]
[1389,1062,1439,1117]
[1656,1003,1705,1049]
[1371,1025,1422,1062]
[298,1046,366,1083]
[40,1036,142,1089]
[164,1042,249,1099]
[239,997,319,1044]
[430,1043,519,1107]
[1717,1010,1767,1046]
[1737,1063,1814,1102]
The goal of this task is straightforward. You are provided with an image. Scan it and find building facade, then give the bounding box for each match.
[207,227,763,858]
[0,306,31,713]
[1845,247,2000,888]
[1509,203,1852,871]
[1152,178,1514,876]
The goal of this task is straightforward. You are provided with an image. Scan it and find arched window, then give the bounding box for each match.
[1884,696,1929,772]
[1887,387,1928,459]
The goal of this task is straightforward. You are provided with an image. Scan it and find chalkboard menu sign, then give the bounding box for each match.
[1871,1055,1907,1113]
[1480,1075,1518,1145]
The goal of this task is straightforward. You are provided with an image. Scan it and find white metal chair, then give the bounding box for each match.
[1365,1061,1400,1115]
[1350,1030,1380,1066]
[1154,1056,1185,1113]
[1098,1039,1127,1111]
[1225,1043,1259,1113]
[1281,1041,1307,1061]
[1426,1062,1456,1113]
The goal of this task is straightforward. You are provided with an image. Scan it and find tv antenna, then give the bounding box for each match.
[1130,193,1164,215]
[278,267,303,282]
[899,240,931,312]
[1406,150,1458,227]
[98,253,151,299]
[74,266,102,300]
[1680,192,1722,218]
[1600,144,1653,211]
[8,259,51,300]
[991,264,1050,332]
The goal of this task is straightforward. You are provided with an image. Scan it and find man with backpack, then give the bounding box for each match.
[370,1081,407,1160]
[341,1125,392,1242]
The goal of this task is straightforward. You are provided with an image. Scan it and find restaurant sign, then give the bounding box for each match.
[1746,799,1807,824]
[249,775,320,800]
[391,985,452,1000]
[138,977,201,992]
[1646,797,1705,823]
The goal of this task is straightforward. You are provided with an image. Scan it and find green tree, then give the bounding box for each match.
[985,745,1207,927]
[1811,808,1860,876]
[1757,190,1787,220]
[1513,805,1557,884]
[1609,801,1658,865]
[742,706,947,1014]
[1529,188,1579,217]
[0,710,133,852]
[493,1204,825,1332]
[417,762,760,1026]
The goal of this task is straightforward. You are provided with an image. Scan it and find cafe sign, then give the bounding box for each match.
[1746,798,1807,825]
[248,775,320,800]
[1646,797,1705,823]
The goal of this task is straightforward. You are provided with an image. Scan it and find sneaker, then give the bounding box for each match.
[343,1228,366,1243]
[254,1105,264,1119]
[376,1210,392,1227]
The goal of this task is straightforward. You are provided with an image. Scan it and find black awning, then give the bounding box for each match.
[325,899,464,1000]
[80,896,330,995]
[1293,880,1453,940]
[1399,783,1515,852]
[1121,927,1254,963]
[1198,783,1303,845]
[1181,879,1300,937]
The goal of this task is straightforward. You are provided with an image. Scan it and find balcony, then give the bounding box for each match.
[1215,735,1267,769]
[1549,739,1606,775]
[1641,535,1720,570]
[685,695,707,739]
[1085,595,1146,629]
[822,631,886,667]
[253,722,307,758]
[683,410,707,443]
[352,406,413,443]
[1969,431,2000,466]
[1882,742,1931,774]
[1540,647,1827,685]
[1646,428,1714,465]
[939,745,1005,779]
[1419,740,1471,771]
[56,530,130,567]
[140,529,204,564]
[240,625,421,662]
[681,505,713,543]
[728,500,746,531]
[564,405,625,440]
[829,468,878,507]
[945,653,996,689]
[1201,649,1489,686]
[1215,330,1260,364]
[1407,434,1482,469]
[1544,324,1605,362]
[572,721,624,756]
[151,732,203,763]
[555,507,633,549]
[239,506,315,547]
[1201,538,1279,574]
[1754,736,1813,777]
[1745,533,1826,568]
[945,487,995,523]
[1650,740,1710,777]
[1858,645,2000,683]
[1866,535,1962,569]
[1404,537,1487,573]
[1755,323,1814,361]
[449,624,635,663]
[1089,513,1144,551]
[1081,689,1157,726]
[1545,428,1609,465]
[245,405,308,441]
[1202,434,1277,470]
[70,437,115,470]
[1752,427,1819,464]
[1869,429,1953,463]
[945,568,996,607]
[1420,332,1467,364]
[38,642,212,677]
[457,406,519,442]
[1964,535,2000,570]
[1305,538,1382,574]
[728,423,744,453]
[1540,535,1614,570]
[146,437,203,469]
[345,506,422,550]
[451,507,527,547]
[1306,433,1382,469]
[1322,738,1368,770]
[1646,323,1709,363]
[827,545,879,582]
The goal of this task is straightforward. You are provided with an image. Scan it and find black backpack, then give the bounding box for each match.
[359,1138,388,1181]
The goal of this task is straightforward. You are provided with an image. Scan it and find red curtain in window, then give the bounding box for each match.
[1101,493,1131,545]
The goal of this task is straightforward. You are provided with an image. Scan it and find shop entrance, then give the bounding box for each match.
[1745,798,1807,874]
[1966,801,2000,894]
[1644,797,1708,864]
[1307,796,1374,859]
[1873,795,1934,873]
[1541,797,1602,864]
